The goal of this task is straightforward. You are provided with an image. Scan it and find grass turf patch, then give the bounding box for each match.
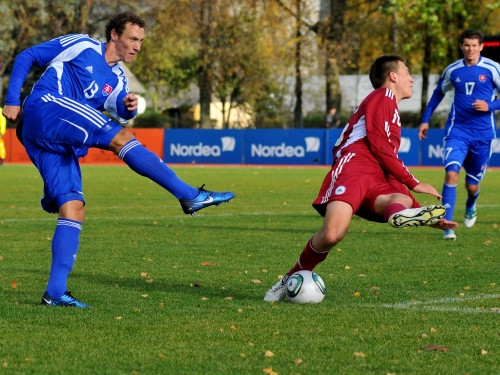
[0,164,499,374]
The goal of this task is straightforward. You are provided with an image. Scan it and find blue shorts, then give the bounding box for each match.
[21,93,122,213]
[443,137,492,185]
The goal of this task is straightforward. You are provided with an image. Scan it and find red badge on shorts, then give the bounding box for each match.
[102,84,113,95]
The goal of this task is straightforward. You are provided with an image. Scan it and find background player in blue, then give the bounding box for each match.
[419,29,500,241]
[1,12,234,308]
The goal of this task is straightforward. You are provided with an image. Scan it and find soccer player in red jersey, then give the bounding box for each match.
[264,55,458,302]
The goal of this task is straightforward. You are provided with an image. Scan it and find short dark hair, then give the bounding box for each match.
[105,11,146,41]
[369,55,406,89]
[459,29,484,45]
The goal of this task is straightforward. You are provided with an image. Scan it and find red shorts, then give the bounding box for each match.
[312,152,419,222]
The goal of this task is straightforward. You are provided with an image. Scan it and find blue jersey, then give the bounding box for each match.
[421,56,500,141]
[5,34,136,123]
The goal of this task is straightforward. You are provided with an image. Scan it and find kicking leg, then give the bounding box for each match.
[264,201,351,302]
[110,130,234,214]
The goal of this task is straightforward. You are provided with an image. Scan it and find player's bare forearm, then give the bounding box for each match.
[412,183,442,200]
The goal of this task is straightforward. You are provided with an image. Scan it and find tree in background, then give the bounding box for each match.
[1,0,499,128]
[131,1,199,113]
[0,0,148,101]
[318,0,346,115]
[381,0,500,120]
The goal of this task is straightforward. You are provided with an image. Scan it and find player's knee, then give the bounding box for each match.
[465,182,479,194]
[318,228,345,249]
[444,168,460,182]
[109,129,135,154]
[59,200,85,223]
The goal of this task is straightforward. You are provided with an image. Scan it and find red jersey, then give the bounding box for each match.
[332,87,419,190]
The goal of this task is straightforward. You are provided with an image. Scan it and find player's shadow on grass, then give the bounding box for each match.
[18,268,266,303]
[89,274,264,301]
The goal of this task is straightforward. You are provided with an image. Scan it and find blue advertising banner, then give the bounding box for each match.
[325,129,342,166]
[420,130,445,167]
[243,129,326,165]
[399,129,421,166]
[164,129,242,164]
[163,128,500,167]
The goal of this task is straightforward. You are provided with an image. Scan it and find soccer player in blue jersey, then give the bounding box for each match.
[419,29,500,241]
[2,12,234,307]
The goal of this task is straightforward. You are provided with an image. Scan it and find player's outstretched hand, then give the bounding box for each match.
[430,218,458,230]
[418,122,429,140]
[412,183,442,200]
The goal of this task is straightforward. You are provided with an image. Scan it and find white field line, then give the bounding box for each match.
[366,294,500,314]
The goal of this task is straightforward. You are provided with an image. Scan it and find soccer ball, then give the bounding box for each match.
[285,270,326,304]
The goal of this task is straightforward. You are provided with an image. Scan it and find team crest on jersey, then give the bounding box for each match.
[335,186,346,195]
[102,84,113,95]
[478,75,486,82]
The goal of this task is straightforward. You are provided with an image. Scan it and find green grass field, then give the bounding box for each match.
[0,164,498,374]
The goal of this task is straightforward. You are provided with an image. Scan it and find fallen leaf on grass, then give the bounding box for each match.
[224,296,235,301]
[264,350,275,357]
[490,307,500,312]
[353,352,366,358]
[251,279,261,284]
[425,344,450,352]
[262,367,278,375]
[294,358,303,365]
[193,280,202,287]
[481,349,488,356]
[11,280,17,289]
[200,261,219,267]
